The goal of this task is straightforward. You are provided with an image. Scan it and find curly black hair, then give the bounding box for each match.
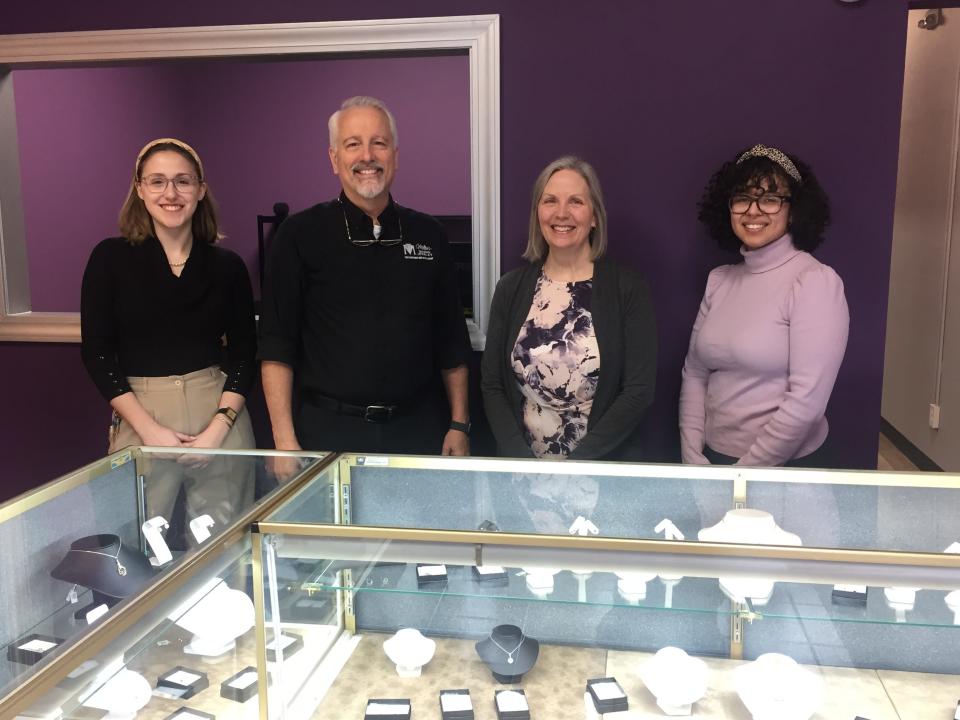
[697,149,831,254]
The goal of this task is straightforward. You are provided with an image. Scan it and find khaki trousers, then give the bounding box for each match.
[109,366,256,544]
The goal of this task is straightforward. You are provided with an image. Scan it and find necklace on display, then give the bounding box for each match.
[74,538,127,576]
[168,255,189,268]
[490,631,526,664]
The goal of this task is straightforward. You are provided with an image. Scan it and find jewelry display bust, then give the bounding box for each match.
[168,577,255,657]
[382,628,436,678]
[475,624,540,683]
[51,534,154,609]
[733,653,823,720]
[638,647,708,716]
[698,510,801,605]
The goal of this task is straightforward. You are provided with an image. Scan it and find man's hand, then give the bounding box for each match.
[441,429,470,456]
[268,439,304,483]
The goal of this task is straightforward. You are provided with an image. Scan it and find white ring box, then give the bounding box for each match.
[163,708,216,720]
[220,666,265,703]
[156,666,209,699]
[7,634,63,665]
[417,563,449,585]
[439,688,475,720]
[266,631,304,662]
[364,698,411,719]
[586,677,628,713]
[495,689,530,720]
[472,565,508,582]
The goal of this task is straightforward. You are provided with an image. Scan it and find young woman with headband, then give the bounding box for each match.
[679,144,849,467]
[80,138,257,529]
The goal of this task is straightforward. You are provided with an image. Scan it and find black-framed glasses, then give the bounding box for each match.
[339,202,403,247]
[140,174,201,194]
[729,194,791,214]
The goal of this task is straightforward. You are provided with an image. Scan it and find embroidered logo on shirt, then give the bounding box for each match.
[402,242,434,261]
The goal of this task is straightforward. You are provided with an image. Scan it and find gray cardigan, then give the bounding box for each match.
[481,257,657,460]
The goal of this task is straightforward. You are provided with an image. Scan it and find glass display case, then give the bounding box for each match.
[253,454,960,720]
[0,446,328,719]
[7,452,960,719]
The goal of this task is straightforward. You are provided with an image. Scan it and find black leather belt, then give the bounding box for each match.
[302,390,406,423]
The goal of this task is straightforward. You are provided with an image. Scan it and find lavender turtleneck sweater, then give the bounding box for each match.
[679,234,849,466]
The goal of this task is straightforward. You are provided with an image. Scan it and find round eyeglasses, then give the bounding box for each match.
[728,194,791,215]
[140,174,200,194]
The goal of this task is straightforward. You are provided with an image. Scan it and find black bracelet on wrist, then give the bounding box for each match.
[449,420,471,436]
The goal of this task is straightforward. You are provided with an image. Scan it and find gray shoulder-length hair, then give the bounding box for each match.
[522,155,608,262]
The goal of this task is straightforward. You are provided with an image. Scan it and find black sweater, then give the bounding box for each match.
[481,257,657,460]
[80,236,257,401]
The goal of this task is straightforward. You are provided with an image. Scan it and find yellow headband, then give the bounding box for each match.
[135,138,204,180]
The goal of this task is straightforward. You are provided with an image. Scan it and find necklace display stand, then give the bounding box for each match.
[615,571,657,604]
[653,519,686,609]
[638,647,708,716]
[51,534,154,617]
[733,653,823,720]
[884,586,919,622]
[698,510,801,605]
[946,590,960,625]
[475,624,539,683]
[521,567,560,598]
[383,628,437,677]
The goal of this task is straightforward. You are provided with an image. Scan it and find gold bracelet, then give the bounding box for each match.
[214,412,234,429]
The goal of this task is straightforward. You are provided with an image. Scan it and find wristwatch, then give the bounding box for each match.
[449,420,471,435]
[216,407,239,424]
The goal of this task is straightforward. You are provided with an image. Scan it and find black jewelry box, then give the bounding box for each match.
[266,631,304,662]
[157,666,209,699]
[472,565,509,582]
[416,563,448,585]
[831,584,868,607]
[495,688,530,720]
[439,688,474,719]
[7,633,64,665]
[364,698,411,719]
[220,666,264,703]
[586,676,628,713]
[164,708,216,720]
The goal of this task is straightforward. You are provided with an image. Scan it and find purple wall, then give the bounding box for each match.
[0,1,909,499]
[15,55,469,310]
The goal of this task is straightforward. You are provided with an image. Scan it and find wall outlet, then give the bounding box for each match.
[929,403,941,430]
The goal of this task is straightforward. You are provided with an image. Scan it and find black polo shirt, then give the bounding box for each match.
[259,193,471,406]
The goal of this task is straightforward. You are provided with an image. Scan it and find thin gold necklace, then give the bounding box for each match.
[73,538,127,576]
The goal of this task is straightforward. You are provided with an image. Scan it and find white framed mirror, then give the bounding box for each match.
[0,15,500,348]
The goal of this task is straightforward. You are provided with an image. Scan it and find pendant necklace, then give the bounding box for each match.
[490,631,525,664]
[74,538,127,576]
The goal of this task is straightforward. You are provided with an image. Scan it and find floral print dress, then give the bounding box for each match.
[511,272,600,458]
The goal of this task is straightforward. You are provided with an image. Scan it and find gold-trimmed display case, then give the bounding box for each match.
[8,452,960,719]
[0,446,328,719]
[252,454,960,720]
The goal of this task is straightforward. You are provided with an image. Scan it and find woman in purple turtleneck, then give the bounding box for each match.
[679,144,849,467]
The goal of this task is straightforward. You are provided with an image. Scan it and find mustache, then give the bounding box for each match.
[351,161,384,173]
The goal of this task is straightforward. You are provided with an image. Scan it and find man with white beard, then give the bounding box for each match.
[260,96,471,467]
